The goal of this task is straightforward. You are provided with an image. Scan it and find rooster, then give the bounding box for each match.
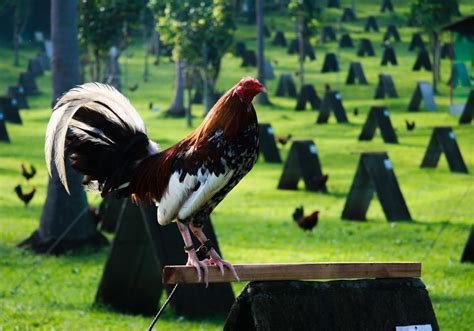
[15,185,36,207]
[21,164,36,181]
[292,206,319,232]
[45,77,266,284]
[275,134,292,147]
[353,107,359,116]
[405,120,415,131]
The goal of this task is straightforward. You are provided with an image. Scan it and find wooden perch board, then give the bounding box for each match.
[163,262,421,284]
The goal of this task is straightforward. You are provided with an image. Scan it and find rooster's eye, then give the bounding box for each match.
[244,82,251,88]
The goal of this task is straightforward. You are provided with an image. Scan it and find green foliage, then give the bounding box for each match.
[288,0,321,38]
[78,0,147,55]
[150,0,235,81]
[409,0,459,33]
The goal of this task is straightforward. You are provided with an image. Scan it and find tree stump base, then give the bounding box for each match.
[224,279,438,331]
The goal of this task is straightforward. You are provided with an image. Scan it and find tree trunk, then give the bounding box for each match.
[19,0,107,254]
[297,19,305,87]
[430,31,441,94]
[202,42,210,115]
[186,87,192,128]
[13,25,20,67]
[143,35,149,82]
[256,0,270,105]
[167,60,186,117]
[93,48,101,82]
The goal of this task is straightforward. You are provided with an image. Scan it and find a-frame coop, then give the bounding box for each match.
[408,81,437,112]
[316,91,349,124]
[259,123,282,163]
[358,107,398,144]
[277,140,327,193]
[0,112,10,143]
[346,62,368,85]
[420,127,468,173]
[95,199,234,318]
[459,90,473,124]
[342,152,411,221]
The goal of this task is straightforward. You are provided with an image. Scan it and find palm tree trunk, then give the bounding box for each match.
[19,0,107,254]
[297,18,305,87]
[167,60,186,117]
[256,0,270,105]
[430,31,441,94]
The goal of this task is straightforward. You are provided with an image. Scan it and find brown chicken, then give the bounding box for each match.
[275,134,292,147]
[45,77,266,284]
[293,206,319,232]
[21,164,36,181]
[15,185,36,207]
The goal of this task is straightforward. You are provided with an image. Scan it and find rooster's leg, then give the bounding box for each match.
[189,223,240,281]
[176,221,208,283]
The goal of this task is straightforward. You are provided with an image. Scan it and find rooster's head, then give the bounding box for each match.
[234,77,267,104]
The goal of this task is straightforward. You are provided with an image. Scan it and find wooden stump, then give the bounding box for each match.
[408,81,437,112]
[420,127,468,173]
[381,47,398,66]
[277,140,327,193]
[359,107,398,144]
[413,50,432,71]
[224,279,438,331]
[342,152,411,221]
[316,91,349,124]
[374,74,398,99]
[95,200,235,318]
[357,38,375,57]
[346,62,368,85]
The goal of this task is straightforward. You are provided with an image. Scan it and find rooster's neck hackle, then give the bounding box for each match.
[188,85,257,146]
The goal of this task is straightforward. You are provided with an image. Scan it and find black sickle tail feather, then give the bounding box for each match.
[45,83,159,196]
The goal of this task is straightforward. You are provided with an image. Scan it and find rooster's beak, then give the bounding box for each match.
[258,86,268,94]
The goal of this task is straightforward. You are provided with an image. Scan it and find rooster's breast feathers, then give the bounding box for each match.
[131,92,259,226]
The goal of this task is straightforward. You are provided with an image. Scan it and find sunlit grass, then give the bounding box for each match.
[1,1,473,330]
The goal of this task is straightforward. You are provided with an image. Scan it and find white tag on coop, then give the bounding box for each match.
[0,113,3,120]
[396,325,432,331]
[12,98,17,106]
[19,86,24,93]
[309,145,317,154]
[449,131,455,140]
[267,127,274,135]
[335,93,341,100]
[383,109,389,117]
[384,159,393,170]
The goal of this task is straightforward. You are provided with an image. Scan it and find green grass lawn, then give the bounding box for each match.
[1,1,473,330]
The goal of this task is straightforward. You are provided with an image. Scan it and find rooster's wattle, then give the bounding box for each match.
[45,77,266,283]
